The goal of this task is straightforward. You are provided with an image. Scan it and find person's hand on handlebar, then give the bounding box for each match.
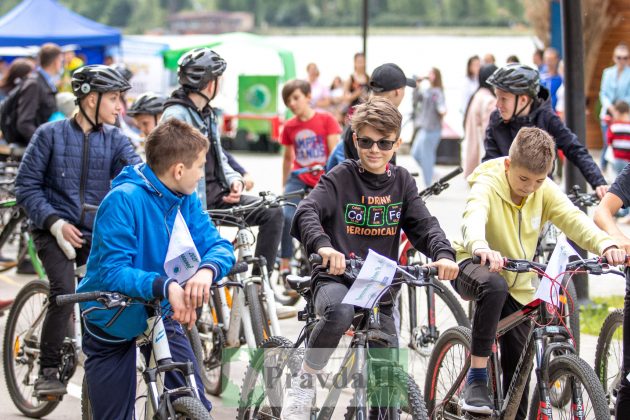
[474,247,504,272]
[602,245,627,266]
[425,258,459,281]
[168,282,197,328]
[222,180,244,204]
[317,246,346,275]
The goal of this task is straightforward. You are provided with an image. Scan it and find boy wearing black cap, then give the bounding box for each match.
[330,63,416,169]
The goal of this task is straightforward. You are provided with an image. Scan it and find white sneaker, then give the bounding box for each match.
[276,304,298,319]
[281,373,315,420]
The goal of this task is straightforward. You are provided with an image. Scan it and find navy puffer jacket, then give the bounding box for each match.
[482,87,606,189]
[15,118,142,236]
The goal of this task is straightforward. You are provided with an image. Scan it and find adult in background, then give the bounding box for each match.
[343,52,370,120]
[0,58,34,101]
[411,67,446,187]
[541,47,563,110]
[15,43,63,147]
[532,48,546,72]
[599,42,630,171]
[462,64,498,177]
[306,62,330,111]
[461,55,480,114]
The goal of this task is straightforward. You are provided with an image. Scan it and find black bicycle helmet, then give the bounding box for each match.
[128,92,166,116]
[72,64,131,99]
[486,63,539,98]
[110,63,134,81]
[177,48,227,91]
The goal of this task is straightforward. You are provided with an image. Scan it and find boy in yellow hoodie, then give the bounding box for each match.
[453,126,625,418]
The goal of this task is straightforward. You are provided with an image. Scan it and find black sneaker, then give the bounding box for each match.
[34,368,67,397]
[461,380,493,415]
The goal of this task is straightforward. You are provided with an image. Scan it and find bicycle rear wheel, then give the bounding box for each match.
[237,336,294,420]
[594,308,623,416]
[528,354,609,420]
[2,279,59,418]
[424,326,472,418]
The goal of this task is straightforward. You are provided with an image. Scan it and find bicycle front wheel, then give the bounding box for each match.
[2,279,59,418]
[528,354,609,420]
[245,282,271,346]
[424,326,471,418]
[172,396,212,419]
[344,366,428,419]
[237,336,294,420]
[594,308,623,416]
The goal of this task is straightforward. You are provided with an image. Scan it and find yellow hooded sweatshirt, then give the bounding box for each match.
[454,157,615,305]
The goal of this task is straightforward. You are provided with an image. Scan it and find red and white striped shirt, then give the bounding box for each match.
[608,119,630,161]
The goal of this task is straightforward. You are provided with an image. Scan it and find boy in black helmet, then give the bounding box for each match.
[483,63,608,198]
[15,64,141,397]
[161,48,282,279]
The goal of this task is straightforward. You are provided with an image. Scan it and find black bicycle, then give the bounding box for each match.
[238,254,433,419]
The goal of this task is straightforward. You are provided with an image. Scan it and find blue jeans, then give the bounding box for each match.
[281,174,307,259]
[411,128,442,187]
[83,317,211,419]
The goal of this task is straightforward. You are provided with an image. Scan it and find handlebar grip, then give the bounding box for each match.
[56,291,104,306]
[425,266,438,277]
[472,256,482,265]
[309,254,323,265]
[437,166,463,184]
[228,261,249,276]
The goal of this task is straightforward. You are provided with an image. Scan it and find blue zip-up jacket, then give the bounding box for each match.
[77,163,235,341]
[15,118,141,235]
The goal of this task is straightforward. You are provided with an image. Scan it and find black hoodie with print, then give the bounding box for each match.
[291,159,455,273]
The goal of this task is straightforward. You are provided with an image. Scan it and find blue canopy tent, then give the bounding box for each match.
[0,0,121,64]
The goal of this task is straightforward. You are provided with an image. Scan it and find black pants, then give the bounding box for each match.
[211,194,283,273]
[34,229,91,369]
[304,276,398,370]
[83,317,210,419]
[452,259,531,420]
[615,269,630,418]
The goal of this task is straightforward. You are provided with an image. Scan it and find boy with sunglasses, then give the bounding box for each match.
[279,79,341,276]
[283,96,458,420]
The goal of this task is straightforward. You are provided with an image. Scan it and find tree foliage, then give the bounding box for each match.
[0,0,526,32]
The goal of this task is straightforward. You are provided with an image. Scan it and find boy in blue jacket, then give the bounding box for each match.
[77,118,235,418]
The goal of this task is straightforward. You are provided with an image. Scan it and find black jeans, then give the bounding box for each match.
[304,275,398,371]
[33,229,91,369]
[211,194,283,273]
[452,259,530,420]
[615,269,630,419]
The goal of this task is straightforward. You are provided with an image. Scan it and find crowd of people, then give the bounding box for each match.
[2,37,630,420]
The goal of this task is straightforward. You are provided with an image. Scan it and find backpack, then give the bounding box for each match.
[0,84,23,144]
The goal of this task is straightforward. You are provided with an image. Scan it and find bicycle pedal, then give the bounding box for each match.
[34,392,65,402]
[463,412,492,419]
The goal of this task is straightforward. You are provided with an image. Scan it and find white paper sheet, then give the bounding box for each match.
[534,235,578,307]
[342,249,397,308]
[163,209,201,284]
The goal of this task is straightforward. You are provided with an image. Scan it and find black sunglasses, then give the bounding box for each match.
[616,55,629,60]
[356,136,396,151]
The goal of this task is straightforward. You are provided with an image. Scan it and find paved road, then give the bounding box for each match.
[0,152,625,418]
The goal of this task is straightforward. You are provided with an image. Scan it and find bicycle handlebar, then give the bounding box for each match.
[308,253,438,278]
[208,190,304,219]
[567,185,599,208]
[55,261,250,306]
[471,255,625,276]
[418,166,463,199]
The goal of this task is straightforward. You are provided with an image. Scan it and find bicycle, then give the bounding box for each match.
[237,254,433,420]
[594,303,625,415]
[2,264,86,417]
[54,264,248,420]
[425,256,614,419]
[187,191,303,396]
[397,167,470,379]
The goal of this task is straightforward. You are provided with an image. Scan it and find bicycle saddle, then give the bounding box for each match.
[286,275,311,292]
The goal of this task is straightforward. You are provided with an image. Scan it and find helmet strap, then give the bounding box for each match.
[78,92,103,131]
[154,114,159,127]
[507,95,532,122]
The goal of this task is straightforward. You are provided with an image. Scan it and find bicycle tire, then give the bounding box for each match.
[237,336,294,420]
[344,366,428,419]
[559,275,580,353]
[2,279,59,418]
[245,282,271,346]
[172,396,212,419]
[424,326,472,418]
[528,354,609,420]
[594,308,623,415]
[0,207,24,272]
[189,292,227,396]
